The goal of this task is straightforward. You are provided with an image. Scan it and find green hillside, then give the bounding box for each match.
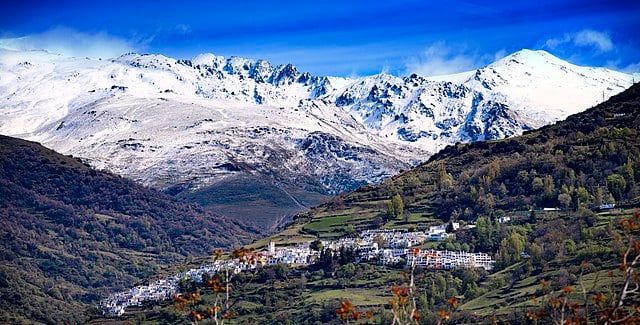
[0,136,259,324]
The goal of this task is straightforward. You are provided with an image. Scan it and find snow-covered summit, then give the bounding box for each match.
[190,53,226,67]
[319,49,635,153]
[458,49,633,125]
[0,49,413,200]
[490,49,566,67]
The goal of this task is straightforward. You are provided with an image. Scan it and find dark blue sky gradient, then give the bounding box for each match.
[1,0,638,76]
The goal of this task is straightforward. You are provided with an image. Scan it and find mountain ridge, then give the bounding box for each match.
[0,48,635,229]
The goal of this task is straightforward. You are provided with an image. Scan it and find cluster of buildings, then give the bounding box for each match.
[326,228,493,269]
[98,224,494,317]
[408,249,494,270]
[265,241,317,264]
[98,259,261,316]
[98,278,177,317]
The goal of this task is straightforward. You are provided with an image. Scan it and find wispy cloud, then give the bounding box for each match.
[174,24,192,35]
[404,42,505,76]
[0,27,144,59]
[544,29,613,53]
[620,62,640,74]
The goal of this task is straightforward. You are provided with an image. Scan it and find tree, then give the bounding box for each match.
[528,242,543,269]
[532,177,544,193]
[595,187,604,206]
[574,187,590,206]
[310,239,323,252]
[498,183,508,197]
[437,162,454,189]
[445,221,454,233]
[478,193,495,214]
[606,193,616,204]
[469,186,478,201]
[387,194,404,219]
[516,170,530,187]
[373,234,387,248]
[529,206,537,224]
[387,201,395,220]
[623,158,635,182]
[496,232,525,267]
[543,175,555,199]
[449,209,460,222]
[407,175,421,191]
[558,193,572,210]
[607,174,627,200]
[474,217,494,252]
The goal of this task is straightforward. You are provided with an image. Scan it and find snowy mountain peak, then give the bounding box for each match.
[318,49,635,152]
[190,53,226,68]
[455,49,635,128]
[113,52,177,70]
[491,49,563,67]
[249,59,275,83]
[183,53,327,91]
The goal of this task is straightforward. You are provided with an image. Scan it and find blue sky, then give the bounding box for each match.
[0,0,638,76]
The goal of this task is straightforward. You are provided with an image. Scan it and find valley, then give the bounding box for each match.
[3,1,640,324]
[0,0,640,325]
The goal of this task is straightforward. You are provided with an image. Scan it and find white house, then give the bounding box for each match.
[407,250,494,271]
[498,216,511,223]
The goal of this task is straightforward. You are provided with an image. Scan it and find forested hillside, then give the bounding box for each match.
[0,136,258,324]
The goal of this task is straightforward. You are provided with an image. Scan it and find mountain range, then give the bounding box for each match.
[0,48,636,229]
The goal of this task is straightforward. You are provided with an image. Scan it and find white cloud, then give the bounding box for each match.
[544,29,613,53]
[0,27,143,59]
[605,59,640,73]
[405,42,504,77]
[174,24,192,35]
[621,62,640,74]
[492,49,507,62]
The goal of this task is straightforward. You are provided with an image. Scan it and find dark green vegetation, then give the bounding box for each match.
[0,136,258,324]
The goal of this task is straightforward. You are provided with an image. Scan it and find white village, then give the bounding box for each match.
[99,223,495,317]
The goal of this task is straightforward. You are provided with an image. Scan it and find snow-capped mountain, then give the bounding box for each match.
[0,49,424,230]
[0,48,635,228]
[320,49,635,153]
